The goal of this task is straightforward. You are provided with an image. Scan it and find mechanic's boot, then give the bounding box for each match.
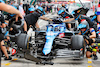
[4,56,12,60]
[7,50,10,54]
[93,54,98,60]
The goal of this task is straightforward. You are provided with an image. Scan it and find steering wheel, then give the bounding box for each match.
[6,17,24,37]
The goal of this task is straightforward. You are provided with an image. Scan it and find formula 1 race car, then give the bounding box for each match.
[6,7,90,65]
[3,6,90,65]
[14,18,85,65]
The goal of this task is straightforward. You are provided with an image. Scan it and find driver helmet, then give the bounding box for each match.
[58,9,66,18]
[77,20,89,35]
[35,7,45,16]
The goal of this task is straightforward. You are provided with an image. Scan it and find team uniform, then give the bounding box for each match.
[24,12,40,30]
[94,4,100,38]
[0,13,5,42]
[97,4,100,31]
[24,7,45,30]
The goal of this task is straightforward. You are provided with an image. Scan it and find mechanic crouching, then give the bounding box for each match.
[0,13,12,60]
[0,0,23,60]
[77,20,98,60]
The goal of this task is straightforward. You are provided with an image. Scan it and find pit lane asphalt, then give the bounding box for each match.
[1,53,100,67]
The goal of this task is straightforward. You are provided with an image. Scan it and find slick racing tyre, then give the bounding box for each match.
[16,33,30,49]
[71,35,84,50]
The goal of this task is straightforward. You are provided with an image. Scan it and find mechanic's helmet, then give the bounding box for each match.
[58,9,66,18]
[0,0,5,3]
[77,20,89,34]
[28,7,35,13]
[35,7,45,16]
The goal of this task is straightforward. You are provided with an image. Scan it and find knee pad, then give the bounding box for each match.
[88,39,93,45]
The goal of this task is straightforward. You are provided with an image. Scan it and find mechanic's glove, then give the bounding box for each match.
[83,35,89,40]
[88,39,93,43]
[52,19,58,22]
[36,28,40,31]
[52,19,63,23]
[74,14,81,20]
[24,31,27,34]
[87,39,94,45]
[69,14,74,18]
[0,14,5,23]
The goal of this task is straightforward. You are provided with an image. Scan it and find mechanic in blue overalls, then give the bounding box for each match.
[3,4,23,54]
[90,2,100,38]
[77,20,98,60]
[57,9,75,30]
[96,2,100,38]
[0,0,23,60]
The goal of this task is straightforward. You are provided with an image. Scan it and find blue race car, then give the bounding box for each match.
[16,18,85,65]
[15,7,90,65]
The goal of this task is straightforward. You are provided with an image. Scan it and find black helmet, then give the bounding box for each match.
[35,7,45,16]
[58,9,71,18]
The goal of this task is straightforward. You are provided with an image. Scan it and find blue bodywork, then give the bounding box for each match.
[91,16,96,21]
[42,23,66,55]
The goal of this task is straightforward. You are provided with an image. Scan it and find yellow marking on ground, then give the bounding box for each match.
[88,66,92,67]
[88,58,92,63]
[5,63,11,66]
[12,58,18,61]
[88,61,92,63]
[88,58,92,67]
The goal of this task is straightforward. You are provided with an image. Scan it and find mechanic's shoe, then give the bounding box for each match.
[7,51,10,54]
[93,55,98,60]
[4,56,12,60]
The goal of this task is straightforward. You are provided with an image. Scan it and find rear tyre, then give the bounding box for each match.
[71,35,85,59]
[16,33,30,49]
[71,35,84,50]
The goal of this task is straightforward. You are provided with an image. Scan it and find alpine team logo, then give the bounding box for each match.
[59,33,65,38]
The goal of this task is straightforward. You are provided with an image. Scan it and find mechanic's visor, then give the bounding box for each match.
[80,28,86,32]
[77,24,86,29]
[59,12,65,15]
[36,9,42,14]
